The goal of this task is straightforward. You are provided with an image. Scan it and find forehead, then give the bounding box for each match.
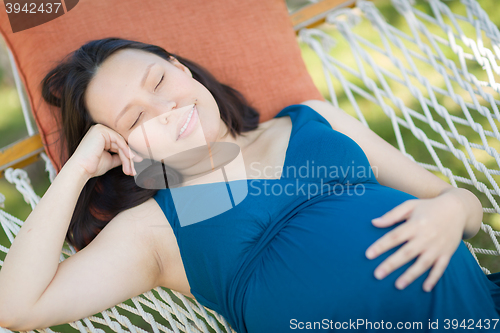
[97,48,161,74]
[85,49,164,127]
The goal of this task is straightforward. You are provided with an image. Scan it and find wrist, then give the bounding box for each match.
[59,158,92,185]
[439,187,483,239]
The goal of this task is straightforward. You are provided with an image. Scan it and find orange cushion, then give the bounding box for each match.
[0,0,323,171]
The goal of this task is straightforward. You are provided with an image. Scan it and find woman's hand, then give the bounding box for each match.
[364,194,467,292]
[66,124,142,179]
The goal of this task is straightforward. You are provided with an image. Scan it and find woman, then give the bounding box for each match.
[0,37,498,332]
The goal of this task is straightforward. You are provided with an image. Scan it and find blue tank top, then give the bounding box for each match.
[154,104,500,333]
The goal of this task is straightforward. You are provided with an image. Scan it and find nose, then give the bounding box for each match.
[157,100,177,125]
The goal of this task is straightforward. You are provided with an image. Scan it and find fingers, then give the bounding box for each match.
[113,134,133,160]
[118,148,135,176]
[371,242,450,292]
[371,238,422,281]
[131,156,137,176]
[110,132,137,176]
[394,253,449,292]
[366,223,414,260]
[127,146,144,163]
[97,124,133,160]
[132,154,144,163]
[371,199,418,227]
[422,255,450,292]
[115,145,138,176]
[390,249,435,290]
[98,125,137,176]
[366,197,460,293]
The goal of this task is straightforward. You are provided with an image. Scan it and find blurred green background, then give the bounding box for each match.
[292,0,500,273]
[0,0,500,331]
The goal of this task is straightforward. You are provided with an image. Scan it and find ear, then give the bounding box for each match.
[169,56,192,77]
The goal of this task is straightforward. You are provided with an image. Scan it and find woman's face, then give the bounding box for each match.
[85,48,221,166]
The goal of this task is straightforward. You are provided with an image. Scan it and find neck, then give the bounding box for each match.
[170,117,270,186]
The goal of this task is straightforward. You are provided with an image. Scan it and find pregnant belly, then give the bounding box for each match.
[241,183,498,332]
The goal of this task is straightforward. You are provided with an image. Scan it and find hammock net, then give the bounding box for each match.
[1,0,500,332]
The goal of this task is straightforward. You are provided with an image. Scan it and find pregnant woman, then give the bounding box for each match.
[0,37,499,332]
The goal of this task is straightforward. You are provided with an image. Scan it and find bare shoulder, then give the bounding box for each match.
[300,99,335,112]
[115,196,169,228]
[258,99,341,144]
[299,99,345,128]
[110,197,168,240]
[300,99,345,122]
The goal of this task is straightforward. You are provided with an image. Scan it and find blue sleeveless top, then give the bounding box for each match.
[154,104,500,333]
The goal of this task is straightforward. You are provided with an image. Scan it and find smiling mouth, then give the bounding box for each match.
[176,104,196,141]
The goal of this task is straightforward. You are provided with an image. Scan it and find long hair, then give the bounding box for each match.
[41,37,260,251]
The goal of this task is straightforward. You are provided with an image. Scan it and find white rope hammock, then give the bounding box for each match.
[1,0,499,331]
[299,0,500,274]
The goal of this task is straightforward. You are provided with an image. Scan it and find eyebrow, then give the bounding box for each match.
[114,62,156,128]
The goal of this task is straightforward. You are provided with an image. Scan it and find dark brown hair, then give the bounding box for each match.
[41,37,260,251]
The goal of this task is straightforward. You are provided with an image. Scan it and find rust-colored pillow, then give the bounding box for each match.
[0,0,323,171]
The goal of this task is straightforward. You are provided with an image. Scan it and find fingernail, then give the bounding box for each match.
[424,284,432,292]
[372,218,382,223]
[396,279,407,290]
[366,249,375,259]
[375,268,386,280]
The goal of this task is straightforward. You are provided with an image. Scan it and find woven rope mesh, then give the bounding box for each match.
[1,0,500,332]
[299,0,500,274]
[1,169,238,333]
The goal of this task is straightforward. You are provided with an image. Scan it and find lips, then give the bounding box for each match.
[176,104,196,141]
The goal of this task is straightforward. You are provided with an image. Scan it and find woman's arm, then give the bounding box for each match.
[0,160,88,320]
[0,159,164,331]
[433,187,482,239]
[0,124,151,330]
[301,100,452,198]
[301,99,482,239]
[0,196,163,331]
[301,100,485,292]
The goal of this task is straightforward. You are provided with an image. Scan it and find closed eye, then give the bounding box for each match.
[155,74,164,91]
[130,112,143,129]
[128,74,163,129]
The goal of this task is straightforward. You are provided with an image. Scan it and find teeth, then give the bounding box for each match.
[179,106,195,136]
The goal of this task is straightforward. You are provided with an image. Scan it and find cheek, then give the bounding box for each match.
[199,110,220,142]
[163,76,193,99]
[128,121,169,161]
